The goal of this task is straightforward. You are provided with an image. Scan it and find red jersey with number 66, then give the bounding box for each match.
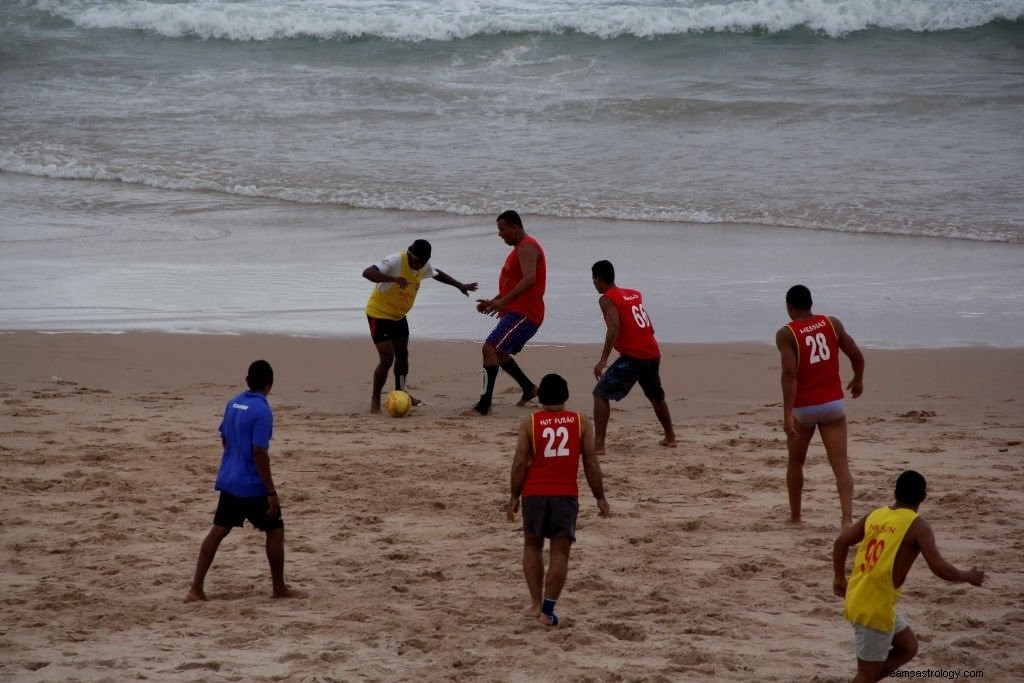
[523,410,583,498]
[604,286,660,360]
[786,314,843,407]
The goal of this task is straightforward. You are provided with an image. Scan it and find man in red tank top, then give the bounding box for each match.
[465,210,547,416]
[507,374,609,627]
[776,284,865,529]
[590,260,677,455]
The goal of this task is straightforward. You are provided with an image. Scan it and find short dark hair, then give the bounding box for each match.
[895,470,927,506]
[409,239,432,262]
[591,260,615,284]
[537,373,569,406]
[496,210,523,228]
[246,360,274,390]
[786,284,813,311]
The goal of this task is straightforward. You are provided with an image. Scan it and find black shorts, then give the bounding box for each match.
[593,355,666,402]
[368,316,410,344]
[213,491,284,532]
[522,495,579,541]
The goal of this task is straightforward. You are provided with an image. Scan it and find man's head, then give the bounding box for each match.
[537,373,569,408]
[496,210,524,246]
[895,470,927,507]
[407,239,432,269]
[591,260,615,293]
[785,284,813,316]
[246,360,274,393]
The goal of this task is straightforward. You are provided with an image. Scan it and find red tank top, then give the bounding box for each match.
[523,410,582,498]
[786,314,843,407]
[604,286,660,360]
[499,235,546,325]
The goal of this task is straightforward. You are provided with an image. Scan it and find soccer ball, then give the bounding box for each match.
[384,390,413,417]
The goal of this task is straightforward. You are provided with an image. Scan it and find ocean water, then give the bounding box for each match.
[2,0,1023,347]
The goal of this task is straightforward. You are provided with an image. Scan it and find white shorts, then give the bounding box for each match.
[793,398,845,427]
[853,613,909,662]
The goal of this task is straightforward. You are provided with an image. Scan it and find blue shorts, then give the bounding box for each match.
[486,312,540,355]
[593,355,665,402]
[522,496,579,541]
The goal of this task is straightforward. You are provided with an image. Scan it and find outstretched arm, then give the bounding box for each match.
[580,417,609,516]
[832,316,865,398]
[913,518,985,586]
[433,269,478,296]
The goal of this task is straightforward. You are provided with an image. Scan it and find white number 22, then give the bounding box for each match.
[542,426,570,458]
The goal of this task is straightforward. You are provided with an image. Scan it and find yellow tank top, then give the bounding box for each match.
[365,251,429,320]
[844,506,918,631]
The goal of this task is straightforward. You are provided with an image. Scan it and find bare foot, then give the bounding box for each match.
[183,588,207,603]
[659,437,677,448]
[595,444,606,456]
[515,386,538,407]
[409,395,424,406]
[787,516,803,526]
[273,587,307,599]
[462,407,489,417]
[537,613,559,627]
[370,396,381,414]
[522,605,541,618]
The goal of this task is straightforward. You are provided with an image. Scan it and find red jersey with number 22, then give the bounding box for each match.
[605,286,660,360]
[787,314,843,407]
[523,410,582,498]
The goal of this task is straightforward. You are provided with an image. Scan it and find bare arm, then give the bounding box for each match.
[832,515,867,597]
[594,296,620,380]
[580,417,610,517]
[912,518,985,586]
[432,269,478,296]
[775,326,800,437]
[831,316,864,398]
[252,445,280,516]
[506,418,533,521]
[362,264,408,289]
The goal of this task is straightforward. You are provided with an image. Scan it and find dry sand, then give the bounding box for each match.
[1,332,1021,682]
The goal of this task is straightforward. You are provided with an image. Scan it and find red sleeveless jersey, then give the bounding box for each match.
[604,286,660,360]
[499,235,546,325]
[786,314,843,407]
[523,410,582,498]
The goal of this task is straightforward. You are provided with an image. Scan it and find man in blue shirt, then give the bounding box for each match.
[185,360,304,601]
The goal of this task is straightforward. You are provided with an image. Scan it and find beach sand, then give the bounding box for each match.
[1,332,1021,681]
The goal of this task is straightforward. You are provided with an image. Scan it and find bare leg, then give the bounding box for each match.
[371,340,395,413]
[185,525,231,602]
[819,416,855,529]
[651,398,677,447]
[521,534,544,617]
[266,527,304,599]
[786,422,815,525]
[878,626,918,678]
[593,396,611,455]
[538,536,572,626]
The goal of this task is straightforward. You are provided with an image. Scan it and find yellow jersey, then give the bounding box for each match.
[844,506,918,631]
[365,251,435,321]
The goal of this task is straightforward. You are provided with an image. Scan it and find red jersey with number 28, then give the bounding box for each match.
[786,314,843,407]
[523,410,583,498]
[604,286,660,360]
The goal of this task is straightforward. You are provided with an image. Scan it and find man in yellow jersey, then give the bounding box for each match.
[832,470,985,682]
[363,239,477,413]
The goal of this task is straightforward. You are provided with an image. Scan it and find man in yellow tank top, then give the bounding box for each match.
[362,239,477,413]
[832,470,985,682]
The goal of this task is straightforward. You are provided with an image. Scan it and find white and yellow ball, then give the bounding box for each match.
[384,389,413,417]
